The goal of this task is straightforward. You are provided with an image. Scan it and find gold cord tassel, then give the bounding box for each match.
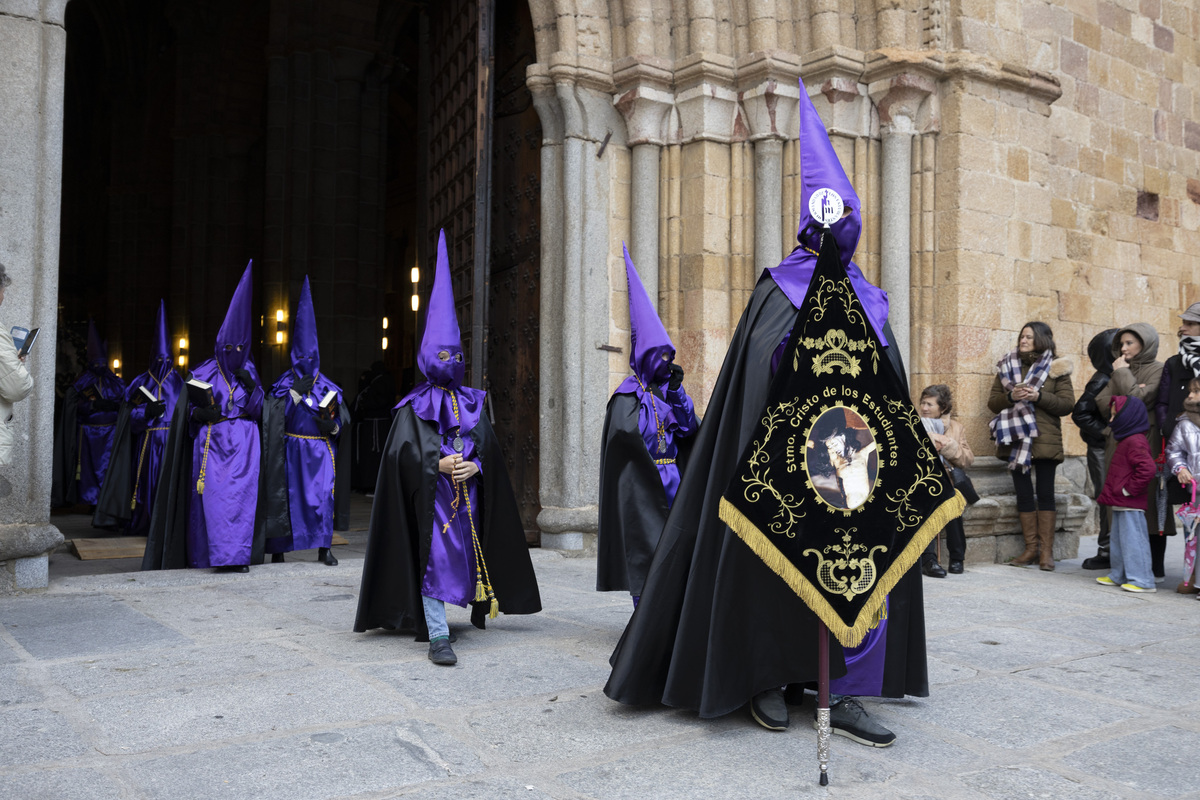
[474,579,487,603]
[196,478,205,495]
[489,597,499,619]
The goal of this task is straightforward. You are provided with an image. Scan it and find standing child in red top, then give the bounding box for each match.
[1096,396,1158,592]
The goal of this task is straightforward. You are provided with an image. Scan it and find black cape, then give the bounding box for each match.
[604,270,928,719]
[596,391,693,595]
[258,393,353,543]
[141,388,268,570]
[91,402,134,529]
[353,404,541,640]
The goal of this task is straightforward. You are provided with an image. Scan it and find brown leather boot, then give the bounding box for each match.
[1010,511,1039,566]
[1037,510,1056,571]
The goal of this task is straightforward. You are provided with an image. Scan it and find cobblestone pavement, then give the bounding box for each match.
[3,506,1198,799]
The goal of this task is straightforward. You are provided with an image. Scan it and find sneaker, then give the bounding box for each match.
[1096,576,1117,586]
[815,697,896,747]
[751,689,789,731]
[428,637,457,665]
[1154,575,1165,584]
[1120,583,1157,593]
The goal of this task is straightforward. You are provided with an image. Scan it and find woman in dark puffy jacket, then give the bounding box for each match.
[1072,328,1118,570]
[988,322,1075,571]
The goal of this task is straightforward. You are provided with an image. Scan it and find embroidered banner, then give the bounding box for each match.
[719,229,964,648]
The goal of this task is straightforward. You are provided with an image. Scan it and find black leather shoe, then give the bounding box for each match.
[428,637,457,666]
[922,558,947,578]
[219,565,249,574]
[751,689,789,731]
[271,553,285,564]
[817,697,896,747]
[948,561,964,574]
[1081,554,1110,570]
[318,547,338,566]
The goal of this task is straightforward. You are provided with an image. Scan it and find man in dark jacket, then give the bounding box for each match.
[1155,303,1200,509]
[1072,328,1117,569]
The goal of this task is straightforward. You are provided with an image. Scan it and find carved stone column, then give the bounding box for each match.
[529,59,625,551]
[0,0,68,592]
[739,52,802,277]
[867,69,938,374]
[613,57,674,306]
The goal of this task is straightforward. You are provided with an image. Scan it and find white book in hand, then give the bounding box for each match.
[138,385,157,404]
[318,390,337,409]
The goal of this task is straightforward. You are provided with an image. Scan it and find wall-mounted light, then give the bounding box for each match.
[178,337,188,369]
[275,309,286,345]
[382,336,388,351]
[411,294,419,312]
[410,267,419,284]
[112,358,121,377]
[382,317,389,330]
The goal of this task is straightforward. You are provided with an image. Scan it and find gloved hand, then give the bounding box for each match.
[315,417,338,435]
[146,401,167,419]
[93,398,120,413]
[293,374,315,396]
[192,404,222,424]
[667,363,684,391]
[234,369,256,391]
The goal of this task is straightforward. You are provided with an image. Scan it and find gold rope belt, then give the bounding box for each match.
[653,458,676,465]
[196,418,232,495]
[285,431,336,496]
[435,386,498,618]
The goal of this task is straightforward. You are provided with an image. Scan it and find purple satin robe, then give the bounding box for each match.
[614,377,698,507]
[186,359,264,568]
[125,371,184,536]
[830,598,888,696]
[770,332,888,695]
[73,370,125,504]
[422,431,483,607]
[265,380,342,554]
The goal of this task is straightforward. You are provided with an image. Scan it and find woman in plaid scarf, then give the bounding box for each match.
[988,322,1075,570]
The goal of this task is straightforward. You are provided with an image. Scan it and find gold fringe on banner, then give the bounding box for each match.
[719,490,966,648]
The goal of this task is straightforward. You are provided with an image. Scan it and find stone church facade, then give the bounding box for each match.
[2,0,1198,589]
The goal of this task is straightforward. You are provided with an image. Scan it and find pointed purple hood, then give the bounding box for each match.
[795,79,861,264]
[624,243,675,385]
[397,229,483,434]
[290,276,320,378]
[765,78,888,345]
[418,229,465,389]
[86,318,107,372]
[215,260,254,374]
[150,299,172,379]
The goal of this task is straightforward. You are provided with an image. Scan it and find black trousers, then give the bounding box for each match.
[924,517,966,563]
[1086,444,1110,554]
[1012,458,1057,512]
